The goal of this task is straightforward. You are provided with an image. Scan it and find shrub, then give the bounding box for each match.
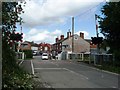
[23,50,33,59]
[2,39,34,89]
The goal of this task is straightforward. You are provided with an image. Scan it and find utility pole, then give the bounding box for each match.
[72,17,74,53]
[95,14,101,65]
[95,14,100,54]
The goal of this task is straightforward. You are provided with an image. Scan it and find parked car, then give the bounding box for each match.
[32,50,37,56]
[42,53,48,60]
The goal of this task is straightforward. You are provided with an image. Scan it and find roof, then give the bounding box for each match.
[39,43,51,47]
[54,37,68,45]
[53,34,87,45]
[23,41,39,47]
[85,39,92,43]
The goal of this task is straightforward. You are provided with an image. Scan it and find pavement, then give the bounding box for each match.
[19,56,119,89]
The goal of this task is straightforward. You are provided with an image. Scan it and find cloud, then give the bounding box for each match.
[28,28,40,35]
[75,31,89,38]
[23,28,91,44]
[23,28,62,44]
[52,29,62,35]
[21,0,105,27]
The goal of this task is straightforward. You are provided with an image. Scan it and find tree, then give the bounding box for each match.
[99,2,120,66]
[2,2,33,89]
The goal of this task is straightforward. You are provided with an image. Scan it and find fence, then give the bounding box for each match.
[68,53,84,61]
[91,54,113,65]
[67,53,113,65]
[15,52,25,60]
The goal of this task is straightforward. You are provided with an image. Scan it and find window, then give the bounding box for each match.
[21,44,28,48]
[74,35,78,40]
[44,47,48,51]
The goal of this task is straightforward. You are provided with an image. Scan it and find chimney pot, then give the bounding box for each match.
[67,32,69,38]
[56,38,59,42]
[67,31,71,38]
[60,35,64,40]
[80,32,84,39]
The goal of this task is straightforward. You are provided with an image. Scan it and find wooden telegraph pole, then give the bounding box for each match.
[72,17,74,53]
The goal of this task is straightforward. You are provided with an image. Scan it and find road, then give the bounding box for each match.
[20,56,119,89]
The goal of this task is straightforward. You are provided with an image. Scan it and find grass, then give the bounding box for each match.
[81,59,120,74]
[94,64,120,74]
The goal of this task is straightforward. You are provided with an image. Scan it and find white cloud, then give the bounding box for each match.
[21,0,105,27]
[52,29,62,35]
[23,28,91,44]
[28,28,40,35]
[23,28,62,44]
[75,31,89,38]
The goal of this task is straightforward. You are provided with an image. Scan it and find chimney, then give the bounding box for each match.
[56,37,59,42]
[60,35,64,40]
[70,32,71,36]
[80,32,84,39]
[67,31,71,38]
[67,32,69,38]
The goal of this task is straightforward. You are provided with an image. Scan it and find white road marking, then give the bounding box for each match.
[34,67,88,79]
[112,86,117,88]
[19,60,24,66]
[34,68,64,70]
[63,68,89,80]
[31,60,35,75]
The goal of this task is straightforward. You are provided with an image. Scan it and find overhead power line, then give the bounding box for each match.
[75,1,106,18]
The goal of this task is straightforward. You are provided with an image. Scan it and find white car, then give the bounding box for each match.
[42,53,48,60]
[33,50,37,56]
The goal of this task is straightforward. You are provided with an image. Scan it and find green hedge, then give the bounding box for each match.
[23,50,33,59]
[2,39,34,89]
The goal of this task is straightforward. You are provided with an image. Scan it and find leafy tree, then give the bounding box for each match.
[2,2,34,89]
[99,2,120,66]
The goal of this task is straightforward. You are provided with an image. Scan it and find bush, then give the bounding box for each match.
[23,50,33,59]
[3,67,34,89]
[2,39,34,89]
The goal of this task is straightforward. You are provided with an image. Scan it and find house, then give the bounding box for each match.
[38,43,51,54]
[51,32,91,59]
[20,41,39,51]
[52,32,91,54]
[20,41,31,51]
[19,41,51,54]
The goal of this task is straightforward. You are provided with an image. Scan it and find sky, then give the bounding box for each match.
[16,0,107,44]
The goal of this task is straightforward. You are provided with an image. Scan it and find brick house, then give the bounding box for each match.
[38,43,51,54]
[51,32,93,59]
[52,32,91,53]
[20,41,39,51]
[62,33,90,53]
